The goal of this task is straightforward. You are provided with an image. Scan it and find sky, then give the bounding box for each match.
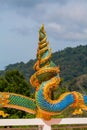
[0,0,87,70]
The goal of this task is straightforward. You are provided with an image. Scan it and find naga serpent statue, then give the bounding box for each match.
[0,24,87,120]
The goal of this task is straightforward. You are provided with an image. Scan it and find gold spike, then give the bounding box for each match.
[0,110,9,118]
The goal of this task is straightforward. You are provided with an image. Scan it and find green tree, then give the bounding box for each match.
[0,70,33,118]
[0,76,8,92]
[4,70,30,96]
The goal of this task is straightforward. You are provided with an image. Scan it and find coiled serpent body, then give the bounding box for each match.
[0,24,87,120]
[30,24,87,119]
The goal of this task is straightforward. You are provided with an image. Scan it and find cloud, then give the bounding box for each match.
[30,0,87,41]
[0,0,39,8]
[0,0,87,69]
[1,0,87,41]
[47,23,64,33]
[0,0,70,8]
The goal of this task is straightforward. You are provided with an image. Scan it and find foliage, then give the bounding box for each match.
[52,45,87,81]
[0,70,33,118]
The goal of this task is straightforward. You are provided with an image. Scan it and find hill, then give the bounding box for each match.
[52,45,87,81]
[63,74,87,94]
[0,45,87,82]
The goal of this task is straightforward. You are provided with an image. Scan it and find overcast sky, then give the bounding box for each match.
[0,0,87,70]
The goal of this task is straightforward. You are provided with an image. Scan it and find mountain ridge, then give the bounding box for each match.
[0,45,87,82]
